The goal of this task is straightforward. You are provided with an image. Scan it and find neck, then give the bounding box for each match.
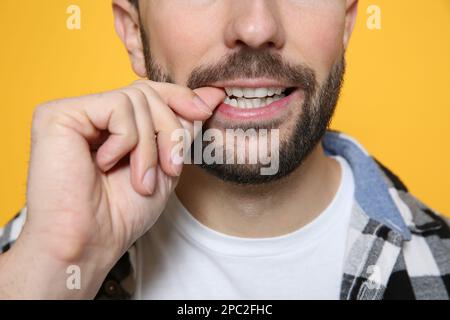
[176,142,341,238]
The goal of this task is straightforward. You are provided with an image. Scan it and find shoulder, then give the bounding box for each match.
[374,158,450,237]
[375,160,450,299]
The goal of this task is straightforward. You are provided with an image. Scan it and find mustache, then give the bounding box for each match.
[186,49,318,96]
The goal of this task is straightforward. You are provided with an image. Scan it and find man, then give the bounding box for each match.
[0,0,449,300]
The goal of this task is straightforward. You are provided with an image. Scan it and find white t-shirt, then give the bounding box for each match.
[133,156,355,300]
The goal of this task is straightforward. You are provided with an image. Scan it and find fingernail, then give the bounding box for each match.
[193,96,213,115]
[143,168,156,194]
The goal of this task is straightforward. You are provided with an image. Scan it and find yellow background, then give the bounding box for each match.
[0,0,449,226]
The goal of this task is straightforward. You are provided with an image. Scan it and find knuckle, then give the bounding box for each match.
[133,79,159,90]
[115,91,133,108]
[32,101,67,132]
[121,120,139,144]
[128,130,139,146]
[132,82,157,98]
[33,102,57,121]
[114,91,135,116]
[133,79,150,86]
[31,105,50,135]
[127,87,148,106]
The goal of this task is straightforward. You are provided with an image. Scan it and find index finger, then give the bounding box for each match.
[133,80,225,121]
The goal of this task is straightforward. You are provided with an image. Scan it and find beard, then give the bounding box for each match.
[140,29,346,185]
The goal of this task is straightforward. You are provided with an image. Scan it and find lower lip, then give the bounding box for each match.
[216,89,300,122]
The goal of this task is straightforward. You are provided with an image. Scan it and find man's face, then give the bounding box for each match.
[127,0,357,184]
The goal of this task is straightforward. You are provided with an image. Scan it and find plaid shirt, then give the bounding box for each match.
[1,131,449,300]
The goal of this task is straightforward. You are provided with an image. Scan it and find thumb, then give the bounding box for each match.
[193,87,226,114]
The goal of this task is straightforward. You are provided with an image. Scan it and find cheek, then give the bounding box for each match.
[285,7,345,82]
[145,8,217,84]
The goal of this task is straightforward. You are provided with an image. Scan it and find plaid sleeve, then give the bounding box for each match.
[0,208,27,254]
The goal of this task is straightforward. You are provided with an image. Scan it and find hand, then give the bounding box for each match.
[6,80,224,298]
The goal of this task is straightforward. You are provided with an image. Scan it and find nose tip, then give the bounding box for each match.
[234,23,279,49]
[225,2,285,50]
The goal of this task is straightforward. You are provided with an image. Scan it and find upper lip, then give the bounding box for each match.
[209,78,296,89]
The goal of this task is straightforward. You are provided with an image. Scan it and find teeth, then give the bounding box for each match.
[230,88,244,98]
[237,98,246,108]
[225,87,285,99]
[254,88,268,98]
[243,88,254,98]
[225,94,285,109]
[223,86,289,109]
[252,98,262,108]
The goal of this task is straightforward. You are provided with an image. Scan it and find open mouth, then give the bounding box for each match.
[223,87,296,109]
[211,80,301,123]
